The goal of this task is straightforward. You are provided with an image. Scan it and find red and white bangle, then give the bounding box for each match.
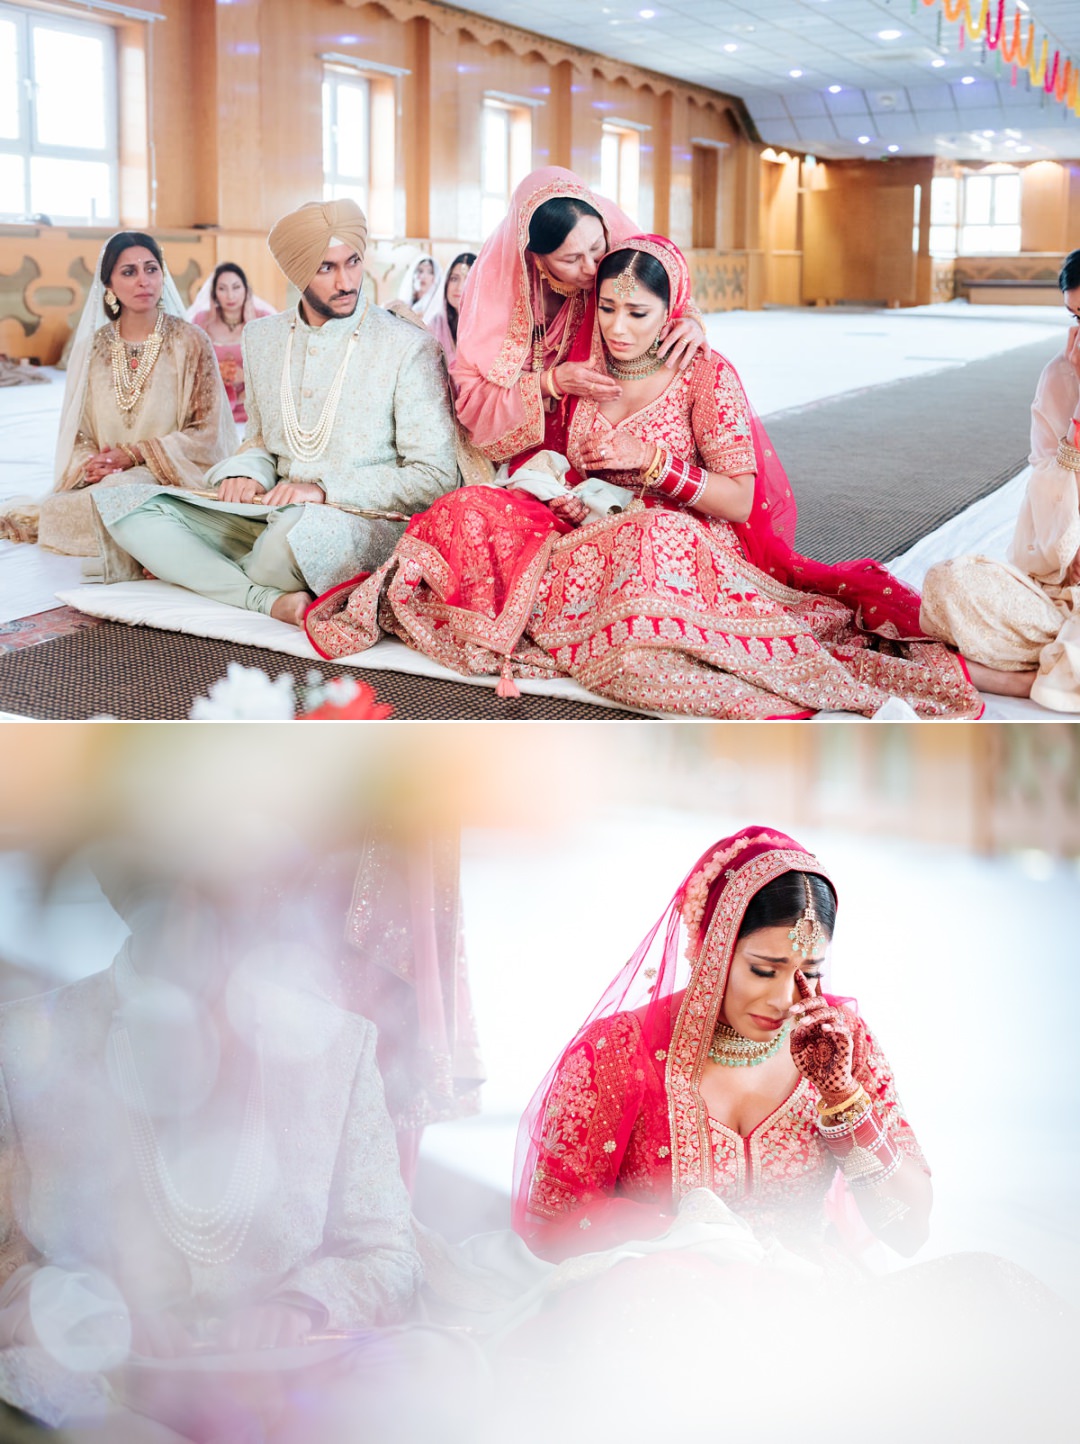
[818,1094,903,1189]
[647,448,708,509]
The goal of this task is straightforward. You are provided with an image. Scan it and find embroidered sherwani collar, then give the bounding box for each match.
[294,301,364,337]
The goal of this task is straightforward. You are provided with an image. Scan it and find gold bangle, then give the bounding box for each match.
[543,368,563,401]
[643,445,665,485]
[1056,435,1080,472]
[817,1085,869,1120]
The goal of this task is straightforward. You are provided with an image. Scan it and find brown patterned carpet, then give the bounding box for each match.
[767,332,1064,564]
[0,621,637,721]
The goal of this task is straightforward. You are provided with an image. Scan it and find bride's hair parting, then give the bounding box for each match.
[737,871,837,941]
[596,249,670,308]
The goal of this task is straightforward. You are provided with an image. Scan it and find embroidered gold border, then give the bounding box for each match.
[665,847,834,1200]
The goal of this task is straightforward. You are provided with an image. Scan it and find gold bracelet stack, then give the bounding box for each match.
[1056,435,1080,472]
[642,445,666,486]
[816,1085,870,1122]
[118,443,141,467]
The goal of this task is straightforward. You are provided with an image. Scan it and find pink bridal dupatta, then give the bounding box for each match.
[451,166,638,463]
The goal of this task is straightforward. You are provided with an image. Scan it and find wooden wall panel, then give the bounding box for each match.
[0,0,771,358]
[150,0,199,227]
[1021,161,1069,255]
[800,157,928,306]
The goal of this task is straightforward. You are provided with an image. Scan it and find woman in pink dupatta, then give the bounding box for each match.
[306,237,981,719]
[514,826,930,1267]
[451,166,703,463]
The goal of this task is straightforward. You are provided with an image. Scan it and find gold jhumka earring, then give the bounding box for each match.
[788,875,826,958]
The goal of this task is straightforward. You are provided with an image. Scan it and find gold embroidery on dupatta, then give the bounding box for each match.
[486,178,605,389]
[666,848,833,1202]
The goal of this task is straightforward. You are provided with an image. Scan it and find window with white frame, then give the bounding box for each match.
[481,97,531,239]
[929,176,959,258]
[323,66,370,210]
[600,123,640,220]
[0,3,118,225]
[960,170,1021,254]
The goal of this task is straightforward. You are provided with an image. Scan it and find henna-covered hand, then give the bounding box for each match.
[788,970,869,1104]
[548,493,589,526]
[577,428,652,475]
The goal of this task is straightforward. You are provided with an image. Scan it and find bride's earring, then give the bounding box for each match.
[104,287,118,313]
[648,333,662,355]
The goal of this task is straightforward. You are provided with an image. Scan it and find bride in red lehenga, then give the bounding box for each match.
[457,827,1069,1444]
[306,238,981,719]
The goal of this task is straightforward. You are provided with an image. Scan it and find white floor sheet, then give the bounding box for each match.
[1,302,1072,718]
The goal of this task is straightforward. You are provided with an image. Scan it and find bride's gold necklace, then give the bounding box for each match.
[604,344,666,381]
[707,1019,789,1068]
[110,312,165,422]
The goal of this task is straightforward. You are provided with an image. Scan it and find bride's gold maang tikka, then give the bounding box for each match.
[788,875,826,959]
[611,262,639,301]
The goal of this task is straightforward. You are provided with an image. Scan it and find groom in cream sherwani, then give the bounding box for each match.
[94,199,459,626]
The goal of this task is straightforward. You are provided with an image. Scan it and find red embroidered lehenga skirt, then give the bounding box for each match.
[305,487,982,721]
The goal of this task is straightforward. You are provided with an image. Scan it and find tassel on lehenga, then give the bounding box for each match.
[0,498,40,545]
[495,656,521,699]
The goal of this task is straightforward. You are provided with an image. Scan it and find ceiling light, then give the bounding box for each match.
[1016,0,1029,10]
[1004,141,1016,148]
[639,8,655,16]
[1016,145,1031,153]
[778,152,792,163]
[857,135,870,144]
[724,43,737,53]
[761,147,778,161]
[982,130,995,137]
[878,30,902,41]
[828,84,842,94]
[960,75,976,84]
[1005,129,1021,138]
[931,58,946,68]
[789,69,803,78]
[887,144,900,153]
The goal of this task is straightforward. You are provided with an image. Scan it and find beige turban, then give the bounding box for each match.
[267,199,369,292]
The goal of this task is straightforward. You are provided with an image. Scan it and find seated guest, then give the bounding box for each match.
[0,232,236,571]
[920,249,1080,710]
[0,860,472,1441]
[307,237,982,720]
[96,199,459,628]
[424,252,477,369]
[398,254,440,317]
[451,167,706,466]
[188,261,275,424]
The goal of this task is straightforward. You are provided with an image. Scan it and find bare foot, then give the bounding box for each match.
[142,568,157,581]
[963,659,1036,698]
[270,590,314,627]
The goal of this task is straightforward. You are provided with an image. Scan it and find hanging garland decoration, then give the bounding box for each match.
[918,0,1080,116]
